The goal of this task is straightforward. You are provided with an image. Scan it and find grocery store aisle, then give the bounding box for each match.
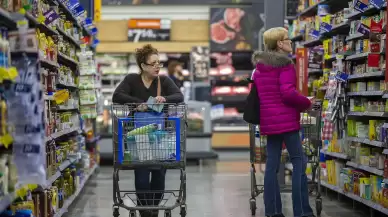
[64,154,366,217]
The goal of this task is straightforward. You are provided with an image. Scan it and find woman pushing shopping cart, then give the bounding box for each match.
[111,44,186,217]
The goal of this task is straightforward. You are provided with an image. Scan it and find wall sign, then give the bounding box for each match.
[209,6,262,52]
[296,48,308,96]
[127,19,171,42]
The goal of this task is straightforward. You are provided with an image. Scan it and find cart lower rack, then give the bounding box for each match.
[112,104,187,217]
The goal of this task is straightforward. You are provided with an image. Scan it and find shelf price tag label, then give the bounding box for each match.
[320,22,332,33]
[370,0,385,8]
[354,0,368,12]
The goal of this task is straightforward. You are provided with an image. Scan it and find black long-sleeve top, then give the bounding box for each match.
[112,74,184,104]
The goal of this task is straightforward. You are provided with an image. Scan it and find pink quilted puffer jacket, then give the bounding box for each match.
[252,51,311,135]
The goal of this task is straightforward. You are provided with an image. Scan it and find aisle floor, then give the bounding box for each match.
[64,155,369,217]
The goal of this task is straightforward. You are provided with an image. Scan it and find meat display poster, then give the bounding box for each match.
[190,46,210,82]
[295,48,308,96]
[210,7,261,52]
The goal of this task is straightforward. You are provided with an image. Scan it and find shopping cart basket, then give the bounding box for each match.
[112,103,187,217]
[249,101,323,216]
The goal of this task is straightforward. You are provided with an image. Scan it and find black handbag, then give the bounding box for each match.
[243,78,260,124]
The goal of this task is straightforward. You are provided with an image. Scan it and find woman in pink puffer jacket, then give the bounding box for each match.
[252,27,315,217]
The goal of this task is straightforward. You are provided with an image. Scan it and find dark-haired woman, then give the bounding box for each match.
[113,44,184,217]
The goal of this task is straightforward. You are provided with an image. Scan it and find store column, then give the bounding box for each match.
[263,0,287,188]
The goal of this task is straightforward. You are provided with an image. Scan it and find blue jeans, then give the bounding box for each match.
[264,130,313,217]
[135,169,167,206]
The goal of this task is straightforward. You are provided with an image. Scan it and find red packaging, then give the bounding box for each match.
[371,14,383,33]
[367,54,380,67]
[384,159,388,178]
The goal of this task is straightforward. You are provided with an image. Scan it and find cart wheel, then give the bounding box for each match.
[165,211,172,217]
[180,205,187,217]
[250,198,256,216]
[129,211,136,217]
[315,198,322,216]
[113,207,120,217]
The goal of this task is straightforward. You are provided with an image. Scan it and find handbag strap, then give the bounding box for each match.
[157,76,161,96]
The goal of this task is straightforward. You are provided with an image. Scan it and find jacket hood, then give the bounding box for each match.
[253,51,293,72]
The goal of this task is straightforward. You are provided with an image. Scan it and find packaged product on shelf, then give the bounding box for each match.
[79,89,97,105]
[5,55,47,186]
[360,177,371,200]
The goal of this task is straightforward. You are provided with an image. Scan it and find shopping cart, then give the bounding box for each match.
[112,103,187,217]
[249,101,323,216]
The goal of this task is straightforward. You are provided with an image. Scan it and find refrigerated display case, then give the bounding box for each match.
[186,101,218,160]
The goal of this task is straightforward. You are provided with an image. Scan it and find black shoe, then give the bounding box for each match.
[267,214,285,217]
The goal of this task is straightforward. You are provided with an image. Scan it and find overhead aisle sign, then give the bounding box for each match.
[127,19,171,42]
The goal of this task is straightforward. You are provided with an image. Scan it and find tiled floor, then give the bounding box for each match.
[64,154,375,217]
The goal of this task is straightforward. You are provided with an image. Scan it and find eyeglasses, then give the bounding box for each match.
[144,63,163,68]
[281,38,292,43]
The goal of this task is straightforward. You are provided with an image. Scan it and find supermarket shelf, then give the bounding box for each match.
[348,71,385,79]
[346,161,384,176]
[348,111,388,117]
[58,52,79,67]
[346,33,366,41]
[25,12,58,36]
[0,8,17,29]
[54,164,97,217]
[290,34,303,41]
[345,5,385,20]
[56,0,91,37]
[45,126,80,142]
[320,149,349,159]
[0,157,79,212]
[319,179,388,215]
[56,83,78,90]
[332,22,349,31]
[346,52,369,61]
[46,157,77,187]
[308,68,323,74]
[347,137,386,148]
[347,91,385,96]
[57,27,81,48]
[301,38,322,47]
[39,59,59,69]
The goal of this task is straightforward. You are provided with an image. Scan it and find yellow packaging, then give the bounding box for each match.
[369,120,377,140]
[363,39,369,52]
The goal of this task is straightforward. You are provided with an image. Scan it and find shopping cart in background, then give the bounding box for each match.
[112,103,187,217]
[249,101,323,216]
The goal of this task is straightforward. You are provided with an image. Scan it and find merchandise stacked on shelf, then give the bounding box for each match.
[0,0,100,215]
[290,0,388,214]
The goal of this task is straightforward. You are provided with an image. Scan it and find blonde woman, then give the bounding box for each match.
[252,27,315,217]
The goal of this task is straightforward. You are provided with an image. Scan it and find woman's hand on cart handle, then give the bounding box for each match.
[155,96,166,103]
